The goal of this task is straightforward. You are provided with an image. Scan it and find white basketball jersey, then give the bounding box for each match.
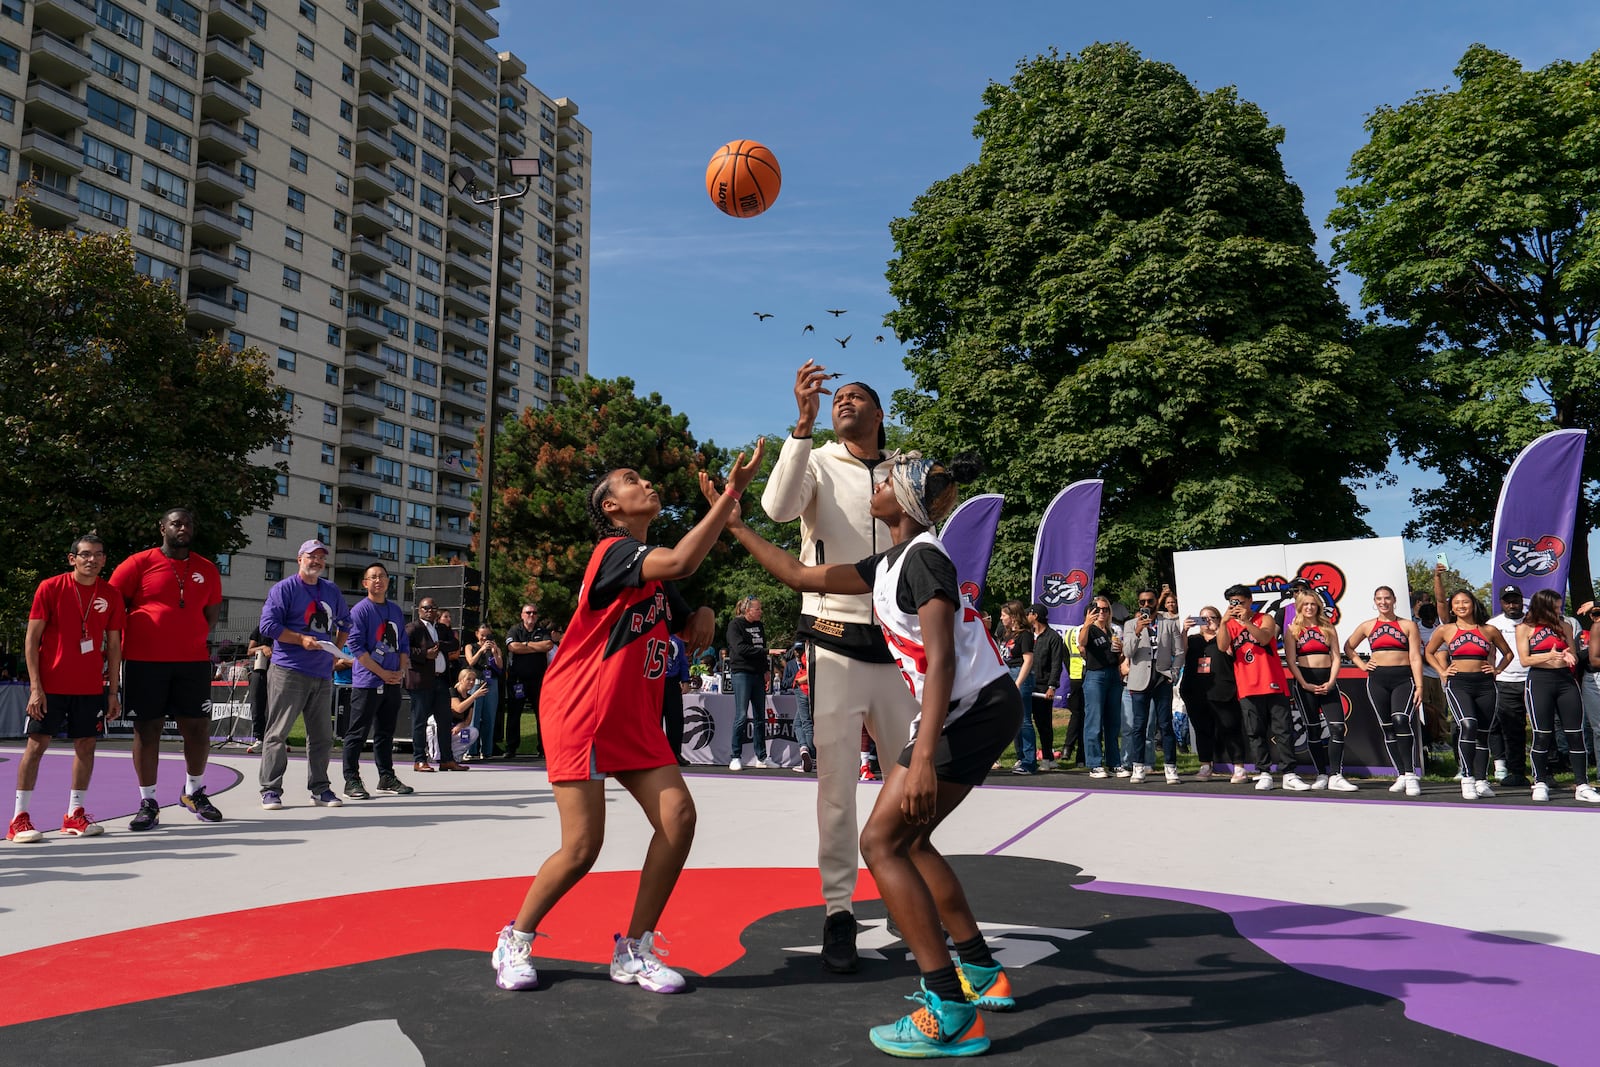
[872,533,1008,734]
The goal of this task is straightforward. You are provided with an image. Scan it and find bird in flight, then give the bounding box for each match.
[825,309,848,317]
[874,335,885,343]
[835,334,851,348]
[752,312,773,321]
[801,324,815,334]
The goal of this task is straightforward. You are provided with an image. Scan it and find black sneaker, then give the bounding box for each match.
[376,774,415,795]
[1502,774,1532,789]
[345,778,371,800]
[180,788,223,823]
[801,747,815,774]
[821,910,860,974]
[129,797,160,832]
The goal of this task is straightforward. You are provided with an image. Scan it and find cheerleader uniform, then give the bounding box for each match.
[1364,621,1418,777]
[1444,626,1497,782]
[1290,627,1340,776]
[1524,624,1587,789]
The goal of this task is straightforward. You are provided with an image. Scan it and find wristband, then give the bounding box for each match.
[724,483,740,498]
[791,432,812,439]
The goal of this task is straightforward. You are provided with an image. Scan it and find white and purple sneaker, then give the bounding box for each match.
[609,931,686,993]
[492,923,539,990]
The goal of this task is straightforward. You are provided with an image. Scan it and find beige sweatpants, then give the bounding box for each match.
[809,644,920,915]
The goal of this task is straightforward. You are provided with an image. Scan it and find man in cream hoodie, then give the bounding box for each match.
[762,360,919,974]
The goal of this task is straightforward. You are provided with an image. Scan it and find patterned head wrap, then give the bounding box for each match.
[887,451,961,529]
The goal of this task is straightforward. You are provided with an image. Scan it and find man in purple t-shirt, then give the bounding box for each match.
[340,562,413,799]
[256,540,352,810]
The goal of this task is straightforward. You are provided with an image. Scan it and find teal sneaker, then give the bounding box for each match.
[955,958,1015,1011]
[868,986,989,1058]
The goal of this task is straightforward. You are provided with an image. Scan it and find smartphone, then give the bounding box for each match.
[1436,552,1450,568]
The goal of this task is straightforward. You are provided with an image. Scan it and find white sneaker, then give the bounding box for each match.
[610,931,686,993]
[727,758,742,772]
[1494,760,1509,782]
[1088,767,1109,779]
[1532,782,1551,803]
[1474,780,1496,798]
[1404,773,1421,797]
[1327,774,1359,792]
[1194,764,1213,781]
[1164,766,1181,784]
[747,757,769,770]
[1255,773,1274,791]
[1388,776,1408,793]
[1461,779,1479,800]
[1130,765,1147,784]
[1114,767,1132,778]
[1575,784,1600,804]
[1309,774,1329,791]
[492,924,539,990]
[1229,767,1249,784]
[1282,772,1311,791]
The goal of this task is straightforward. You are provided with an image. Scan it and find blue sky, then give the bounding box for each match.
[494,0,1600,587]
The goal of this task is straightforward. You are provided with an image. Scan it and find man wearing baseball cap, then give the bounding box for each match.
[255,540,352,810]
[1486,585,1531,788]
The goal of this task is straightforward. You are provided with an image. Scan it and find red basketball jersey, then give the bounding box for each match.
[1223,614,1289,697]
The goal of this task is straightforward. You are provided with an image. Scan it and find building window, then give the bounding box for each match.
[287,187,306,212]
[78,182,129,227]
[299,0,318,20]
[282,267,302,291]
[291,110,310,135]
[284,226,304,251]
[239,162,257,189]
[275,475,290,498]
[321,443,336,465]
[278,348,297,371]
[409,430,434,457]
[241,122,260,148]
[318,483,334,505]
[294,72,313,97]
[412,358,437,386]
[215,553,232,576]
[87,88,138,136]
[281,307,299,331]
[327,324,342,347]
[265,559,284,581]
[236,205,254,229]
[296,33,315,59]
[266,515,287,539]
[325,363,340,386]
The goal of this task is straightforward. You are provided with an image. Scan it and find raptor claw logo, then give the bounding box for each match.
[1502,535,1565,578]
[1040,569,1089,608]
[959,581,981,609]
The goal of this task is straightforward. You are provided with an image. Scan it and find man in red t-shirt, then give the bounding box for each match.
[1218,583,1307,791]
[108,508,225,831]
[9,535,124,843]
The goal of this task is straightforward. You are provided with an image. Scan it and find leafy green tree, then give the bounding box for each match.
[1405,558,1490,607]
[0,206,290,623]
[884,44,1403,597]
[1329,44,1600,603]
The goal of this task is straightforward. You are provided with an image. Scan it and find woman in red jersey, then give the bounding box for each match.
[490,443,763,995]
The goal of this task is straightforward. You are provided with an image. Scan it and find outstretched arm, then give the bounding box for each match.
[640,440,765,582]
[725,519,869,596]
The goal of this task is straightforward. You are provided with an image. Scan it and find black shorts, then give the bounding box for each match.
[896,674,1024,787]
[30,694,106,739]
[122,660,213,721]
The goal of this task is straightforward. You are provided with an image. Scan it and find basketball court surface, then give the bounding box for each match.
[1,743,1589,1065]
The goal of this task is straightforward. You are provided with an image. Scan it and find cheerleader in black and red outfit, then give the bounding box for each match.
[1425,590,1513,800]
[1343,587,1426,795]
[1515,589,1599,804]
[1284,591,1344,791]
[489,443,765,993]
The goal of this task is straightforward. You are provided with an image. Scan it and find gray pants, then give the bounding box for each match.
[260,662,334,796]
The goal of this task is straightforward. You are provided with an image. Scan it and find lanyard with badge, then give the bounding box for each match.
[73,581,97,654]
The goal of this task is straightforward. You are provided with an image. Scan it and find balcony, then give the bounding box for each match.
[206,0,259,38]
[344,348,397,380]
[444,283,491,317]
[29,31,96,85]
[446,250,492,286]
[496,391,521,414]
[201,78,253,121]
[350,199,391,234]
[355,128,399,165]
[333,544,380,569]
[193,162,246,204]
[557,122,585,148]
[558,216,580,239]
[337,507,384,532]
[498,127,526,156]
[451,121,495,161]
[204,35,253,79]
[21,183,82,228]
[448,216,491,254]
[556,167,580,192]
[435,525,472,549]
[341,388,388,416]
[348,274,394,305]
[339,465,395,492]
[360,20,402,60]
[363,0,406,26]
[554,241,577,265]
[452,90,497,132]
[33,0,97,36]
[189,248,240,286]
[452,51,496,96]
[24,81,89,132]
[556,267,580,286]
[197,120,250,160]
[340,429,388,456]
[448,184,493,224]
[440,385,480,416]
[20,128,83,175]
[554,286,579,311]
[455,0,500,38]
[345,308,388,343]
[186,292,238,330]
[554,194,582,219]
[191,205,244,244]
[439,419,479,447]
[444,348,490,379]
[497,338,520,362]
[558,147,584,169]
[498,255,522,281]
[358,91,399,128]
[359,57,399,93]
[350,234,395,270]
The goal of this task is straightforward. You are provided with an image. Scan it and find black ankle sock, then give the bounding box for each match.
[923,964,964,1001]
[953,934,994,968]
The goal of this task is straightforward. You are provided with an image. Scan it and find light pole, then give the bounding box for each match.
[450,155,540,625]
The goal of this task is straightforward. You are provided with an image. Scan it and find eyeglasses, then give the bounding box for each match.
[419,604,437,612]
[1227,598,1247,606]
[1200,615,1220,623]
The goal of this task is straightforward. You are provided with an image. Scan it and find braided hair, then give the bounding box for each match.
[587,471,632,540]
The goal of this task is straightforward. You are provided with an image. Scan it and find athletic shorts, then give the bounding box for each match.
[122,660,213,721]
[896,674,1024,787]
[30,693,106,739]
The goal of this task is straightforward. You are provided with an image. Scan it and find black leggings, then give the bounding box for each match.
[1365,665,1417,775]
[1527,668,1587,787]
[1446,669,1496,781]
[1293,666,1342,775]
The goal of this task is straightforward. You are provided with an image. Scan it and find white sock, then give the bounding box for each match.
[140,785,157,801]
[15,790,31,819]
[511,928,535,945]
[186,775,205,795]
[69,790,86,813]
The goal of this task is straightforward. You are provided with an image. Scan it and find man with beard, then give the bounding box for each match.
[109,508,225,830]
[256,541,352,810]
[502,604,553,759]
[340,563,414,799]
[762,361,919,973]
[1487,585,1532,788]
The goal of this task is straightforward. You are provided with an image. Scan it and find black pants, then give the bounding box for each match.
[1528,669,1587,787]
[1031,693,1057,760]
[1181,685,1213,762]
[1446,671,1497,780]
[501,674,542,757]
[1240,693,1295,771]
[1292,667,1339,775]
[343,684,401,780]
[1059,683,1085,765]
[249,668,268,741]
[663,681,685,761]
[1491,680,1529,777]
[1208,696,1248,764]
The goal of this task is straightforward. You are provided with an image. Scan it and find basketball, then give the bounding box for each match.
[705,139,781,218]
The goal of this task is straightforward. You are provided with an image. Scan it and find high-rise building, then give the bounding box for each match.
[0,0,590,641]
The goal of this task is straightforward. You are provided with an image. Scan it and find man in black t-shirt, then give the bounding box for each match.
[502,604,553,759]
[725,597,770,769]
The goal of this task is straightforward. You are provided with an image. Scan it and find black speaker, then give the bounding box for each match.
[414,564,481,632]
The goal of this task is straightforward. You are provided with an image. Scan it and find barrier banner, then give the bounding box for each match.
[940,493,1003,608]
[1490,428,1587,601]
[682,694,803,767]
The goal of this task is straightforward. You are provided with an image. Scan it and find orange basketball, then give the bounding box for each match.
[705,139,781,218]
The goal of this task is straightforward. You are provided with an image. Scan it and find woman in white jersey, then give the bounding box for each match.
[713,452,1021,1060]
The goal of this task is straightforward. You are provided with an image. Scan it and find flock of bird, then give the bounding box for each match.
[752,309,886,348]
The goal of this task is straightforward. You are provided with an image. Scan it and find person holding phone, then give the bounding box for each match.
[1218,585,1304,791]
[1078,596,1124,777]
